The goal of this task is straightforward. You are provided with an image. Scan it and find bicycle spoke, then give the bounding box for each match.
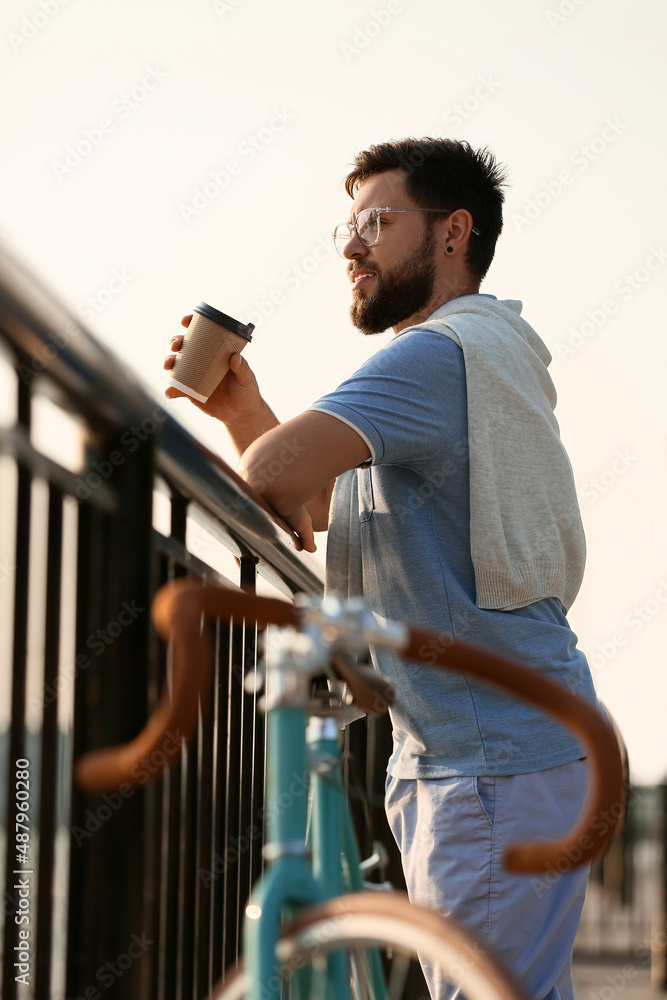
[387,952,411,1000]
[350,948,371,1000]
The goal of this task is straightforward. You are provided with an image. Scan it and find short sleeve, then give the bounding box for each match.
[308,329,467,468]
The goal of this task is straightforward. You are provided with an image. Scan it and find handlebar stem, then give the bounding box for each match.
[296,594,408,656]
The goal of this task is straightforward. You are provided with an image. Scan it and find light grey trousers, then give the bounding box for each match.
[385,758,590,1000]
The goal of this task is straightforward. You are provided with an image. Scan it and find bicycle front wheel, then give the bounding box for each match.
[212,890,524,1000]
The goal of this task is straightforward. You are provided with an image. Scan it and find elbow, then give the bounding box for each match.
[238,452,303,515]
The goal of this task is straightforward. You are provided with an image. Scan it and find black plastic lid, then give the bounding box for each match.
[193,302,254,341]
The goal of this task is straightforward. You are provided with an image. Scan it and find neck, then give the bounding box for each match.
[393,275,480,334]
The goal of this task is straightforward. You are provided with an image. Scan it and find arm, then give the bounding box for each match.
[237,410,371,532]
[164,323,353,541]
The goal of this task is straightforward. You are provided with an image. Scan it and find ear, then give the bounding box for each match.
[441,209,475,255]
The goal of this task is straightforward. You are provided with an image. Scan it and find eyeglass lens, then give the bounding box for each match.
[356,209,378,245]
[333,209,379,255]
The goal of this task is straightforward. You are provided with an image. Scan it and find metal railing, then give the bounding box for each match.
[0,247,325,1000]
[574,784,667,982]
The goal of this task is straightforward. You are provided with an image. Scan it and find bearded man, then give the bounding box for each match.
[165,137,599,1000]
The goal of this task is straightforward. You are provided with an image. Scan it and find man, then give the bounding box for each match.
[165,137,598,999]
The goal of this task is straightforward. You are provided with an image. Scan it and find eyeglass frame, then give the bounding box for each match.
[332,207,481,256]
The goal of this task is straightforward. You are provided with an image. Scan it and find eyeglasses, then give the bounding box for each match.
[332,207,481,257]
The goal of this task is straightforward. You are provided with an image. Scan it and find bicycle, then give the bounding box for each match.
[76,578,625,1000]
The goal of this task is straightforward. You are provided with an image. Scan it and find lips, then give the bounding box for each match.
[350,270,377,290]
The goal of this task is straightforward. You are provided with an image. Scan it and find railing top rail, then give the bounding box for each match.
[0,247,323,595]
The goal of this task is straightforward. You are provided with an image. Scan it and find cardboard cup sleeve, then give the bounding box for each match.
[169,303,254,403]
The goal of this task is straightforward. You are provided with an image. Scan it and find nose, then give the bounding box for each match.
[342,230,368,260]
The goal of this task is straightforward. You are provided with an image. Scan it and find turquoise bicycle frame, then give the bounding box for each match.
[242,701,385,1000]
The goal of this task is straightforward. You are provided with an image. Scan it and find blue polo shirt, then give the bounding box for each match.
[309,322,598,778]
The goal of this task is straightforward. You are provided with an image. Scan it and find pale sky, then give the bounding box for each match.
[1,0,666,782]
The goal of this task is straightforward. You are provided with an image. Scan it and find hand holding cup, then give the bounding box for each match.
[164,308,261,426]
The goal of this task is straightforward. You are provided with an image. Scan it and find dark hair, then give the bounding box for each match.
[343,137,508,282]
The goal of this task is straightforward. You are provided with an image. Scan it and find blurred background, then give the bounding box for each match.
[1,0,665,782]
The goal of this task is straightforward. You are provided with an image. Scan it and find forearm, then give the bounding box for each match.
[225,398,280,457]
[237,410,370,531]
[238,427,334,530]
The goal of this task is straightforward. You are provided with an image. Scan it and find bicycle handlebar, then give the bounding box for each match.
[402,626,625,872]
[74,578,625,874]
[73,584,301,794]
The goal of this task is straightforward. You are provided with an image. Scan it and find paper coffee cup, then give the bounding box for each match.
[169,302,255,403]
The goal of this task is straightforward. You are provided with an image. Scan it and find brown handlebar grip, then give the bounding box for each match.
[152,577,301,636]
[74,578,299,794]
[74,579,215,793]
[402,626,625,873]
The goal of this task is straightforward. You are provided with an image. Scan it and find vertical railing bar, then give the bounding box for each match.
[164,719,181,1000]
[176,716,197,1000]
[249,616,265,893]
[0,454,17,989]
[1,451,31,1000]
[64,498,93,996]
[48,494,78,1000]
[165,495,188,1000]
[34,486,63,1000]
[234,619,245,964]
[66,500,124,996]
[238,557,258,925]
[221,615,240,972]
[193,621,215,998]
[210,617,228,983]
[174,745,191,1000]
[163,497,187,1000]
[143,548,170,1000]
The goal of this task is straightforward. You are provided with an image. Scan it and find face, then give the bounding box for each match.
[342,170,440,335]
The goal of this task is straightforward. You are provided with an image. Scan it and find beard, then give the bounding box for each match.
[349,222,437,335]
